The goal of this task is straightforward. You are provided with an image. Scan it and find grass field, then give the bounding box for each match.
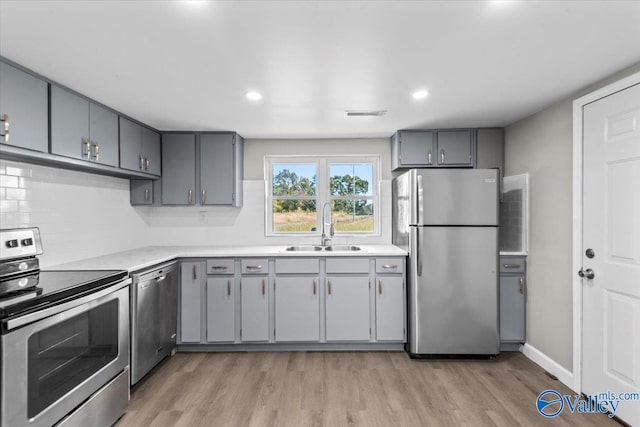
[273,212,374,233]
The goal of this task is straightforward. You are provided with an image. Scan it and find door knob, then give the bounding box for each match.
[578,268,595,280]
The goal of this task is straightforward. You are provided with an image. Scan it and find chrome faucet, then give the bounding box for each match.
[320,202,334,246]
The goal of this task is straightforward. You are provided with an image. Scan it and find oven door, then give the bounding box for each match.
[0,279,130,427]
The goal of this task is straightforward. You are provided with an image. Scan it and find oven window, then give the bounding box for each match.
[27,300,119,418]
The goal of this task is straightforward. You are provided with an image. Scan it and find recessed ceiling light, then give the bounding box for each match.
[412,89,429,100]
[246,91,263,101]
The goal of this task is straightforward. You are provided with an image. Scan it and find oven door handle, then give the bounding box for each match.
[4,278,131,331]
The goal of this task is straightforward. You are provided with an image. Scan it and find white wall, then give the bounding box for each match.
[1,138,393,266]
[0,160,149,268]
[142,138,393,246]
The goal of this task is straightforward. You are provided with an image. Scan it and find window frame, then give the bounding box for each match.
[265,155,380,237]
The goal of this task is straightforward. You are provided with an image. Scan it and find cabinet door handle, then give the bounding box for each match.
[82,139,91,159]
[519,277,524,294]
[144,189,150,202]
[139,155,144,170]
[313,280,316,295]
[91,142,100,161]
[378,279,382,295]
[188,189,193,204]
[427,149,432,165]
[201,188,206,204]
[192,264,197,280]
[440,149,445,164]
[262,279,265,296]
[227,279,231,296]
[328,280,332,295]
[503,264,521,269]
[145,158,150,171]
[0,114,9,142]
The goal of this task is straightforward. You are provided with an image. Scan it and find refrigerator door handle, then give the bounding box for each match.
[417,173,424,225]
[417,226,423,277]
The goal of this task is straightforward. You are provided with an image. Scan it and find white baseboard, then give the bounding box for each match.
[520,343,575,392]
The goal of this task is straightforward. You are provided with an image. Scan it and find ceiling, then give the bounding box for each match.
[1,1,639,139]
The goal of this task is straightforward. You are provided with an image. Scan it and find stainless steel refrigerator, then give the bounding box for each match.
[393,169,500,356]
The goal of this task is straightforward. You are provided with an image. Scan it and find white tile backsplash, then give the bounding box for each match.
[1,160,393,267]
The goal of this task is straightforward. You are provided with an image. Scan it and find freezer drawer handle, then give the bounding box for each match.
[503,264,521,269]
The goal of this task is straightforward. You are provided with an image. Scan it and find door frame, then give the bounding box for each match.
[571,71,640,393]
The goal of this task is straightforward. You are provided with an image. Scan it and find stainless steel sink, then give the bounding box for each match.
[283,245,362,252]
[323,245,362,251]
[284,245,324,252]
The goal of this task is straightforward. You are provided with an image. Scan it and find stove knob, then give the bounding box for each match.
[21,238,34,246]
[5,239,19,248]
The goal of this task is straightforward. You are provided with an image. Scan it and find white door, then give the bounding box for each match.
[582,82,640,425]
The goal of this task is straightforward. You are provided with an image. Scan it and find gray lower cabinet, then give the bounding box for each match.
[51,85,119,167]
[162,133,197,205]
[120,117,161,176]
[130,180,153,205]
[206,277,236,342]
[275,276,320,342]
[375,275,405,341]
[499,256,526,349]
[0,61,48,152]
[325,276,370,341]
[240,276,269,342]
[391,128,479,170]
[180,261,203,343]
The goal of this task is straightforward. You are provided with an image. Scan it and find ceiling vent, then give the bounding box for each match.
[344,110,387,117]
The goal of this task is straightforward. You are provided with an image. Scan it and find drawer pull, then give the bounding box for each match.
[381,264,398,270]
[211,266,228,271]
[503,264,521,269]
[246,265,263,271]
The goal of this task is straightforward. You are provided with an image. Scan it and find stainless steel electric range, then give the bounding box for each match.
[0,227,131,427]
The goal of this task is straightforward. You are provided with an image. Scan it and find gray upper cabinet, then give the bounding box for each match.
[120,117,161,176]
[435,130,474,166]
[142,127,161,176]
[51,85,118,167]
[130,180,153,205]
[200,133,242,206]
[391,128,477,170]
[162,133,197,205]
[0,61,48,152]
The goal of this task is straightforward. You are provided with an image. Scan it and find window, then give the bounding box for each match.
[266,156,380,235]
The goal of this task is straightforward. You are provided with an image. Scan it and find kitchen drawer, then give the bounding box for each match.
[275,258,319,274]
[375,258,404,274]
[326,258,370,274]
[500,256,526,274]
[206,258,235,275]
[241,259,269,274]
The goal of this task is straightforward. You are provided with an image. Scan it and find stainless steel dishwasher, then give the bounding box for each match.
[130,261,178,386]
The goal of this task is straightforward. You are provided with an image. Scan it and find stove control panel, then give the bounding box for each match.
[0,228,43,261]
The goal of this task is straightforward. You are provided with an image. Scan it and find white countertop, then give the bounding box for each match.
[49,245,407,273]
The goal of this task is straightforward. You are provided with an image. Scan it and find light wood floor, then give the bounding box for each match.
[116,351,620,427]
